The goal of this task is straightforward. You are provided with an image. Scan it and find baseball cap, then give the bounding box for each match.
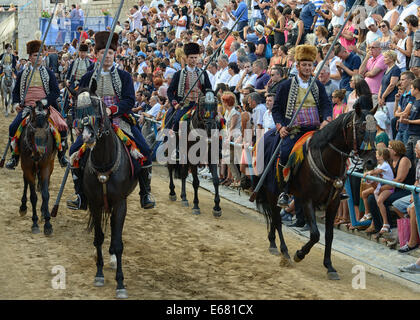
[364,17,375,28]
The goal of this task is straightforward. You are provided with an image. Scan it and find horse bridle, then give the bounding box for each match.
[26,106,50,160]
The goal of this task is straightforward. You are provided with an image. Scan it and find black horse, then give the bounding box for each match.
[19,100,57,236]
[253,105,376,280]
[163,91,222,217]
[74,84,137,299]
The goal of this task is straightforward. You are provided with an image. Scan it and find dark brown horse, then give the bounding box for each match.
[163,91,222,217]
[73,85,137,299]
[18,100,57,236]
[253,105,376,280]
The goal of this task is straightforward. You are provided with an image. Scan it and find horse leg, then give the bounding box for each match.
[268,219,279,255]
[276,207,292,266]
[168,165,176,201]
[324,197,341,280]
[111,200,128,299]
[209,163,221,217]
[92,205,105,287]
[20,176,28,216]
[40,171,53,236]
[294,199,320,262]
[29,181,39,234]
[180,168,188,207]
[190,165,200,215]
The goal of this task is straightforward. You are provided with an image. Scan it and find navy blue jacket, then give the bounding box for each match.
[66,58,93,82]
[12,67,60,111]
[272,78,332,128]
[79,67,135,117]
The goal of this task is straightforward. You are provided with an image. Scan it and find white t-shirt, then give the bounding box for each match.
[331,1,345,26]
[397,37,407,70]
[146,103,162,118]
[263,109,275,133]
[375,161,394,192]
[175,16,187,39]
[398,2,419,29]
[252,103,267,128]
[366,30,382,45]
[228,73,241,88]
[213,67,231,91]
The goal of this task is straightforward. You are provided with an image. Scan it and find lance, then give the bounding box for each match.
[162,8,246,129]
[51,0,125,217]
[0,0,60,168]
[249,0,362,202]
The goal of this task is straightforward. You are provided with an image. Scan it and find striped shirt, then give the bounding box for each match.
[312,0,325,28]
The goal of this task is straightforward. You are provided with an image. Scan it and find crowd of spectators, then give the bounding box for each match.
[11,0,420,269]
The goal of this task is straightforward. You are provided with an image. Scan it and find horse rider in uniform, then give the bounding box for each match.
[271,44,332,207]
[66,43,92,90]
[5,40,69,170]
[0,43,17,76]
[165,42,212,158]
[66,31,155,211]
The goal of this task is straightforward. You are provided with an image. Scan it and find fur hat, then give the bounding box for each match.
[295,44,317,62]
[79,43,89,52]
[94,31,119,52]
[27,40,42,55]
[184,42,200,56]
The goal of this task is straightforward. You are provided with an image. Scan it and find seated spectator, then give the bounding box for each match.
[377,20,392,51]
[350,77,373,112]
[375,111,390,148]
[361,147,394,233]
[227,62,241,92]
[245,42,258,63]
[364,17,382,46]
[248,91,267,133]
[319,65,339,102]
[253,59,270,92]
[332,89,347,119]
[334,43,361,94]
[365,140,415,235]
[263,93,275,133]
[394,71,416,145]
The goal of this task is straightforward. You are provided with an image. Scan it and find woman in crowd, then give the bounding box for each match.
[378,50,401,139]
[351,77,373,112]
[378,20,393,51]
[383,0,400,29]
[339,13,356,52]
[274,6,286,46]
[390,24,409,72]
[285,8,304,47]
[365,140,415,234]
[315,26,328,45]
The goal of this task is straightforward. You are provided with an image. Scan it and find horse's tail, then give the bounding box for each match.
[253,175,274,234]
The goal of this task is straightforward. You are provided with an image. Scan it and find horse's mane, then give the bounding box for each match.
[309,112,353,150]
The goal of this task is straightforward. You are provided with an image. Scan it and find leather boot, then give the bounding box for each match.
[58,138,69,168]
[138,167,155,209]
[66,168,87,210]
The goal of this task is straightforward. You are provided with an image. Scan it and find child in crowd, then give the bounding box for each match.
[361,147,395,234]
[332,89,347,120]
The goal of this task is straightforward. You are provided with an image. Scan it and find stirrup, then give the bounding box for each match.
[141,194,155,209]
[66,194,87,210]
[277,192,289,208]
[5,157,18,170]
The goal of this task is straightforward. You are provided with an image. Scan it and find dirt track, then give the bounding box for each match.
[0,112,418,300]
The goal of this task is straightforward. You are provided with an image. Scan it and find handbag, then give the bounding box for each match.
[265,37,273,59]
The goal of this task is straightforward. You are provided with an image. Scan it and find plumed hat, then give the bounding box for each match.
[27,40,42,55]
[295,44,317,62]
[184,42,200,56]
[94,31,119,52]
[79,43,89,52]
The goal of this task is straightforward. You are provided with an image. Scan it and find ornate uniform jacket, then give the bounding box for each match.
[12,65,60,110]
[272,76,332,131]
[66,58,92,86]
[0,53,17,72]
[167,66,212,107]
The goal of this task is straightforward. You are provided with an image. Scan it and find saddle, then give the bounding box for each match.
[279,131,315,183]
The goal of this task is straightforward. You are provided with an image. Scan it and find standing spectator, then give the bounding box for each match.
[394,71,416,144]
[390,24,410,72]
[254,24,267,60]
[250,0,262,27]
[398,0,419,29]
[404,15,418,71]
[359,41,387,107]
[229,0,248,40]
[273,6,286,46]
[364,17,382,46]
[352,78,374,112]
[128,5,143,32]
[367,0,386,22]
[334,43,361,94]
[383,0,400,29]
[299,0,318,38]
[312,0,325,29]
[327,0,345,28]
[286,9,305,47]
[377,20,393,51]
[401,78,420,164]
[378,50,401,138]
[339,13,356,52]
[69,4,81,37]
[46,46,59,79]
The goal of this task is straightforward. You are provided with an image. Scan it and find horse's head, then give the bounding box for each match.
[28,99,51,159]
[73,80,109,148]
[197,89,218,136]
[342,104,378,170]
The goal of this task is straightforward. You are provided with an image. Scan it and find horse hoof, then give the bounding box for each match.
[293,252,303,263]
[327,272,340,280]
[19,208,27,216]
[192,208,201,215]
[116,289,128,299]
[169,194,177,201]
[31,226,40,234]
[268,247,280,256]
[94,277,105,287]
[213,209,222,218]
[44,227,53,237]
[110,255,117,270]
[181,200,189,207]
[280,256,293,268]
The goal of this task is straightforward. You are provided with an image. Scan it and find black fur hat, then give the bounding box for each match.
[183,42,200,56]
[79,43,89,52]
[94,31,119,52]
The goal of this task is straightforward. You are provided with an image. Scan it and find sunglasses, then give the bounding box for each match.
[379,25,387,28]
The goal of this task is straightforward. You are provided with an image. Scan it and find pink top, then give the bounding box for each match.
[365,54,387,95]
[333,103,346,120]
[24,86,46,107]
[340,23,356,52]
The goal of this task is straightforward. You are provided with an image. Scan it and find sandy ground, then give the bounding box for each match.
[0,112,418,300]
